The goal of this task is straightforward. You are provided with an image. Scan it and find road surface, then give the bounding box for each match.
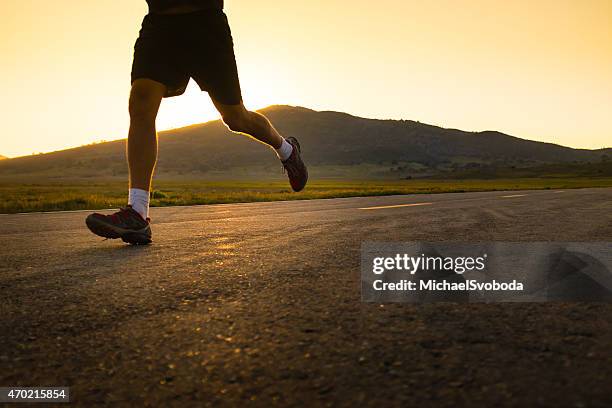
[1,188,612,406]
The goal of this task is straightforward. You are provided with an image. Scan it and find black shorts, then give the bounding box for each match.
[131,9,242,104]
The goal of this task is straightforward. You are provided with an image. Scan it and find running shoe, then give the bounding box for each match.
[282,137,308,192]
[86,206,152,245]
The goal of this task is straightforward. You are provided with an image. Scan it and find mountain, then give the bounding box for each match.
[0,155,7,160]
[0,105,610,180]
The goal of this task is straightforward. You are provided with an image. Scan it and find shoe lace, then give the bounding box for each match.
[109,207,131,223]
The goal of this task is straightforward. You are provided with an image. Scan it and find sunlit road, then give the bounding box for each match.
[1,188,612,406]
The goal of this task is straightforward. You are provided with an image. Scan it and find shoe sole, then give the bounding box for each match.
[86,216,152,245]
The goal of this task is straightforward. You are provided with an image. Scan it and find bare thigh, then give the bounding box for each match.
[129,79,167,120]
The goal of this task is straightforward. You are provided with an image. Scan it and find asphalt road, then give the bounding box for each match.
[1,188,612,407]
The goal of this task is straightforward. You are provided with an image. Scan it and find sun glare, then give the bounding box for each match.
[156,82,219,131]
[156,78,276,132]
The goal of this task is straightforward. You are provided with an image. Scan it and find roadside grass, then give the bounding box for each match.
[1,177,612,214]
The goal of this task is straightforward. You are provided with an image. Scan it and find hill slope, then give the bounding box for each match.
[0,105,610,179]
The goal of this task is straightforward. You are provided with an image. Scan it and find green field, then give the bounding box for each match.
[1,177,612,214]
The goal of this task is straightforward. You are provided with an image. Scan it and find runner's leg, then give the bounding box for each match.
[211,98,308,191]
[211,100,284,149]
[128,79,166,192]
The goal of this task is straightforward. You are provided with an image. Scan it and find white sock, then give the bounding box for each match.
[128,188,150,220]
[275,139,293,161]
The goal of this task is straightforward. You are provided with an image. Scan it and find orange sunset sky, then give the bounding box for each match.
[0,0,610,158]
